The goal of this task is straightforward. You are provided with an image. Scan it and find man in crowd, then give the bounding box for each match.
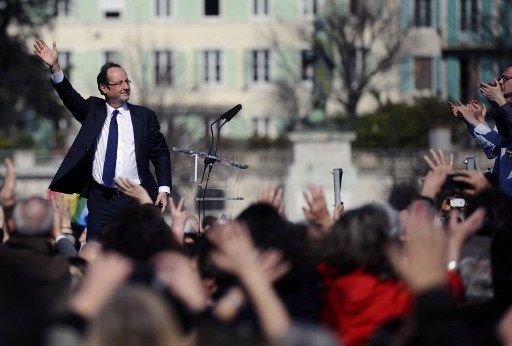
[451,65,512,196]
[0,196,70,304]
[33,39,172,240]
[480,65,512,136]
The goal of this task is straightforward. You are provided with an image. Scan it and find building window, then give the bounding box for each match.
[101,0,123,19]
[104,50,120,63]
[301,0,318,17]
[205,0,220,16]
[414,57,433,90]
[55,0,71,18]
[251,49,270,83]
[251,116,271,137]
[155,50,173,86]
[155,0,171,17]
[203,50,222,84]
[414,0,431,27]
[460,0,478,32]
[58,51,73,80]
[253,0,269,16]
[301,50,313,80]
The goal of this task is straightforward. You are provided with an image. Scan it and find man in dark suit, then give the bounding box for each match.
[34,39,171,240]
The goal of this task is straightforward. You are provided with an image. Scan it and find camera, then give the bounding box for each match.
[449,198,466,208]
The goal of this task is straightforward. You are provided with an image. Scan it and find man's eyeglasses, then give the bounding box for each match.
[106,79,132,87]
[499,75,512,82]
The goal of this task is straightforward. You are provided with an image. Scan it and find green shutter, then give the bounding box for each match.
[194,49,202,87]
[174,51,188,88]
[224,49,237,88]
[273,0,297,20]
[223,0,249,21]
[176,0,201,21]
[244,49,252,88]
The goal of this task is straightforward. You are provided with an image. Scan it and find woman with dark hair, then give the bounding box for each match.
[237,203,321,322]
[317,203,411,346]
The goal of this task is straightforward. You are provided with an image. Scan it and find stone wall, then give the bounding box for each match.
[0,148,494,219]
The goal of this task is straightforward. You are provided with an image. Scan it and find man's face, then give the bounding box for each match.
[100,67,131,104]
[499,67,512,101]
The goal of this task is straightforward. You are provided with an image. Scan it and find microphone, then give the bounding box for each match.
[219,104,242,122]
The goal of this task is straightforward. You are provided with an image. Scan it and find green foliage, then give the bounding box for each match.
[336,97,462,149]
[0,1,66,148]
[247,134,291,149]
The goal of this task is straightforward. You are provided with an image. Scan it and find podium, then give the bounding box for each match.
[172,147,248,221]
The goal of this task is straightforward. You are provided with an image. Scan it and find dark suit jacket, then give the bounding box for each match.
[49,77,171,200]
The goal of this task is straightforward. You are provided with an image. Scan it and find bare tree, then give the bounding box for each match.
[323,0,405,118]
[270,0,406,121]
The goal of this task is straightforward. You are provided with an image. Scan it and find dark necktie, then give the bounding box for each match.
[102,109,119,187]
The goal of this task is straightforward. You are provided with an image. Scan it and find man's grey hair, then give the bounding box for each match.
[13,196,54,236]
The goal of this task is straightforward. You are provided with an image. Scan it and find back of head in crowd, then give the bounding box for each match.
[100,204,181,261]
[12,196,53,237]
[319,203,401,276]
[86,285,182,346]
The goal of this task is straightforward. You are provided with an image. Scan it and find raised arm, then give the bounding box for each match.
[452,100,503,159]
[33,39,90,123]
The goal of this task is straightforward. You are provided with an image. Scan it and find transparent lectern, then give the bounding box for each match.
[172,146,248,223]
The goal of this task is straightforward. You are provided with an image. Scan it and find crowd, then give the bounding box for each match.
[5,69,512,346]
[0,150,510,346]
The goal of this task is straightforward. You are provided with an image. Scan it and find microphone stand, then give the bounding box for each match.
[199,106,240,227]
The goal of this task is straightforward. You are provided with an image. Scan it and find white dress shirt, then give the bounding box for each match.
[93,102,140,186]
[51,70,170,194]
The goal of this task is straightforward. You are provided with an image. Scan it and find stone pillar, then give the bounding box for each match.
[428,126,452,152]
[284,131,358,222]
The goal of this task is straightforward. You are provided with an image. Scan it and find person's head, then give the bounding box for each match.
[100,204,180,262]
[320,203,400,276]
[12,196,53,237]
[97,62,131,106]
[388,183,418,212]
[86,285,182,346]
[236,203,302,256]
[499,65,512,100]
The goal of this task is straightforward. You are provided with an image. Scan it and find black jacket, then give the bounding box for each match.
[49,77,171,200]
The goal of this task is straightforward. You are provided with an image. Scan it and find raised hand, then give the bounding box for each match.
[258,185,285,215]
[0,206,4,232]
[423,148,454,170]
[302,184,333,230]
[69,251,134,319]
[259,249,290,283]
[209,222,259,277]
[155,192,168,214]
[445,208,486,264]
[168,196,187,242]
[114,177,152,205]
[51,193,72,237]
[386,200,447,293]
[469,99,487,123]
[452,171,491,197]
[448,101,461,119]
[333,203,345,221]
[421,149,454,199]
[452,101,480,127]
[33,39,60,73]
[0,158,16,208]
[208,222,291,341]
[152,251,208,313]
[480,80,506,106]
